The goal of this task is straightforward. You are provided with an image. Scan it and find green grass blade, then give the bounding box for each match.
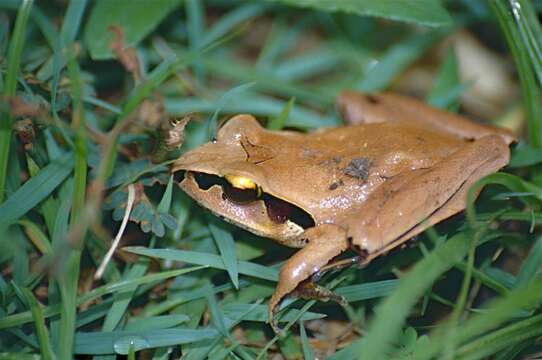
[50,0,88,149]
[455,314,542,360]
[0,0,33,203]
[490,0,542,147]
[0,267,206,330]
[208,218,240,289]
[300,322,315,360]
[124,314,190,331]
[412,279,542,359]
[57,251,81,359]
[356,31,442,92]
[510,142,542,167]
[54,45,88,360]
[13,283,55,360]
[267,97,295,130]
[192,54,331,104]
[157,175,174,212]
[443,233,479,358]
[124,247,278,281]
[201,3,269,48]
[466,172,542,225]
[0,1,56,48]
[278,332,303,359]
[205,284,228,336]
[164,94,338,129]
[26,155,60,236]
[335,279,398,301]
[357,232,472,359]
[0,353,41,360]
[100,264,148,331]
[515,235,542,286]
[261,0,452,27]
[16,219,53,255]
[60,0,87,44]
[67,46,87,225]
[513,0,542,87]
[455,263,510,295]
[273,48,342,81]
[222,303,325,323]
[328,338,364,360]
[256,17,302,69]
[0,152,74,230]
[426,47,462,111]
[74,328,219,355]
[186,0,205,82]
[141,281,241,317]
[206,82,256,140]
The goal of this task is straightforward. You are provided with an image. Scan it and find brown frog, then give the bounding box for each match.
[172,91,515,332]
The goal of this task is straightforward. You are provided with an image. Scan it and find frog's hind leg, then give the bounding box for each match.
[336,91,515,144]
[363,139,506,263]
[268,224,348,333]
[345,134,510,257]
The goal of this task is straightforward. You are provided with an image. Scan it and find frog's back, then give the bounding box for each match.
[311,122,463,160]
[250,122,465,223]
[264,122,465,182]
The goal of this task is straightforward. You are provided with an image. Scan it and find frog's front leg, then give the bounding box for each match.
[268,224,348,333]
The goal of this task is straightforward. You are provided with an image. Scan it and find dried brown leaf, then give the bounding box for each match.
[109,25,142,83]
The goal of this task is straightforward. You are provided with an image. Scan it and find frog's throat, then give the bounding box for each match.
[179,171,316,246]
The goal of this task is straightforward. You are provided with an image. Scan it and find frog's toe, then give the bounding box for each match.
[267,280,347,335]
[268,299,283,335]
[268,285,288,334]
[294,281,348,307]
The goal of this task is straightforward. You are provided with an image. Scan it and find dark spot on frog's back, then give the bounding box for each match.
[366,95,380,104]
[343,157,372,181]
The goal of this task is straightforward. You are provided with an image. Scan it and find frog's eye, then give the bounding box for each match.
[223,174,262,204]
[190,171,315,229]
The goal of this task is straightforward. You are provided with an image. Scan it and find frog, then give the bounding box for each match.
[172,91,515,333]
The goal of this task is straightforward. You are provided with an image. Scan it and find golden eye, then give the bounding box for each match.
[223,174,262,203]
[224,175,262,194]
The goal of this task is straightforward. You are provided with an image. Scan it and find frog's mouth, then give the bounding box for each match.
[178,171,315,245]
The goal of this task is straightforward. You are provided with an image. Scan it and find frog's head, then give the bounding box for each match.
[172,115,321,246]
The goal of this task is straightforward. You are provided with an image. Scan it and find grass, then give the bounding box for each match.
[1,0,542,359]
[0,0,33,203]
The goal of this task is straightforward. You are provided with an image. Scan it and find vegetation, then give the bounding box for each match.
[1,0,542,358]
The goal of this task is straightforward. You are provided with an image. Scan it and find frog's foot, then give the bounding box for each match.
[294,281,348,306]
[268,224,348,334]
